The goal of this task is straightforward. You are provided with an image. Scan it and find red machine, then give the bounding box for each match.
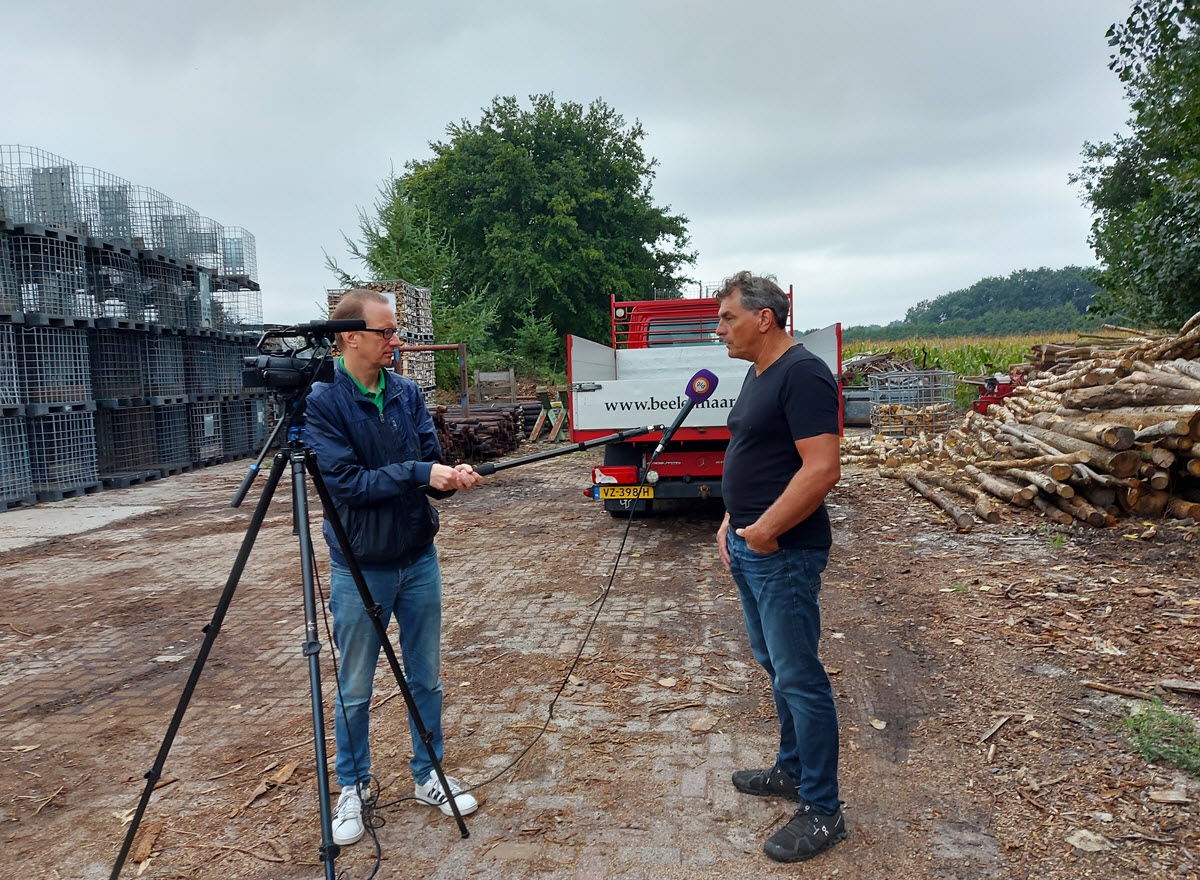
[971,372,1024,414]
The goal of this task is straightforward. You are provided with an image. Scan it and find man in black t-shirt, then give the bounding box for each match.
[715,271,846,863]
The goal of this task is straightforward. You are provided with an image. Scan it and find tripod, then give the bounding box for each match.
[110,399,469,879]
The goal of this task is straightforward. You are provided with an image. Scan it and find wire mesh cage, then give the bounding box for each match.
[248,394,270,449]
[184,215,223,274]
[868,369,957,436]
[26,411,98,492]
[95,405,157,479]
[74,167,134,243]
[1,148,258,272]
[183,335,217,397]
[0,231,19,311]
[87,239,143,320]
[221,397,251,457]
[11,226,89,317]
[0,323,18,406]
[183,267,214,330]
[153,403,189,471]
[0,146,84,231]
[211,276,263,334]
[221,226,257,285]
[188,400,223,463]
[88,328,146,401]
[19,326,91,405]
[145,334,186,399]
[0,415,32,505]
[128,185,170,251]
[138,251,187,328]
[214,338,242,394]
[156,203,198,263]
[0,150,22,223]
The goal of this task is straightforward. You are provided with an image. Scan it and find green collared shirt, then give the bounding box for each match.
[338,357,386,414]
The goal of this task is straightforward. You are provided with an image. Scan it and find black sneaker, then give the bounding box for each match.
[764,804,847,863]
[731,764,801,801]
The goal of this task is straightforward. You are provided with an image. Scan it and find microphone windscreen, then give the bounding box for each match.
[684,369,719,404]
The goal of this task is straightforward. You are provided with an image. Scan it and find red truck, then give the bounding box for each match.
[567,293,842,515]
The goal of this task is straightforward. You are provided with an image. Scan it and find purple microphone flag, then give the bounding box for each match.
[685,369,719,403]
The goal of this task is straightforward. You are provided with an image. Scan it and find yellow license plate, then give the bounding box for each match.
[599,486,654,499]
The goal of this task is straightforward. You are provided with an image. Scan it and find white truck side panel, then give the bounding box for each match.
[794,324,840,377]
[567,335,617,381]
[568,326,841,433]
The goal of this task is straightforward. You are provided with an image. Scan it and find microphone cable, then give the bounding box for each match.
[310,416,708,873]
[448,439,675,795]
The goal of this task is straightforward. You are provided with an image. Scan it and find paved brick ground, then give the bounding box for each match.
[0,446,1079,880]
[2,453,834,880]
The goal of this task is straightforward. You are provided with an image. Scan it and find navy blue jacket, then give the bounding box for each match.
[303,365,452,569]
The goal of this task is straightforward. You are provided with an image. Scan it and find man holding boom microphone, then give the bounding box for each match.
[302,289,483,846]
[714,272,847,862]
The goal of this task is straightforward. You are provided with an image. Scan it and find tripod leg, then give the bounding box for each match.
[289,450,340,875]
[109,453,289,880]
[306,452,471,838]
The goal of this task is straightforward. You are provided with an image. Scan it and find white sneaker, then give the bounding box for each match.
[332,785,364,845]
[414,774,478,816]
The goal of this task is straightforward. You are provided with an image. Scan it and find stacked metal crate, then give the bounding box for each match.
[0,223,18,312]
[868,370,957,436]
[0,320,32,508]
[9,225,89,318]
[0,144,268,507]
[19,319,99,500]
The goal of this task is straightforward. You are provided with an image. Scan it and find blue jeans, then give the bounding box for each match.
[727,533,840,814]
[329,545,444,788]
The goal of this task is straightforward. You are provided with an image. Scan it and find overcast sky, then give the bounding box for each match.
[3,0,1132,330]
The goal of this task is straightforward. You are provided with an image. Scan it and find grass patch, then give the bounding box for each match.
[1039,526,1068,549]
[1122,700,1200,777]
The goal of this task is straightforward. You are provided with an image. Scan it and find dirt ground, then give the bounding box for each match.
[1,443,1198,880]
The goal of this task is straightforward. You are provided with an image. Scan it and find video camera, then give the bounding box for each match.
[242,319,366,393]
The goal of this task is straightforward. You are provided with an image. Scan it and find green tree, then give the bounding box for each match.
[509,291,563,379]
[327,174,503,388]
[403,94,696,344]
[1074,0,1200,329]
[325,173,457,292]
[903,267,1098,326]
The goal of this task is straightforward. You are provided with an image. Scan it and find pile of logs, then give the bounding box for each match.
[842,310,1200,530]
[432,403,523,464]
[841,350,916,383]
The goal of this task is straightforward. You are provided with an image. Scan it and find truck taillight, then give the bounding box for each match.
[592,466,639,485]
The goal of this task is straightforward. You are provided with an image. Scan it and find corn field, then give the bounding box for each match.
[842,333,1078,409]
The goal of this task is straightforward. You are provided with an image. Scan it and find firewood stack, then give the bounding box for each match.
[432,404,523,464]
[841,350,916,382]
[843,310,1200,530]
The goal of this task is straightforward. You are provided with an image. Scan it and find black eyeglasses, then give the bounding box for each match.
[360,327,398,340]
